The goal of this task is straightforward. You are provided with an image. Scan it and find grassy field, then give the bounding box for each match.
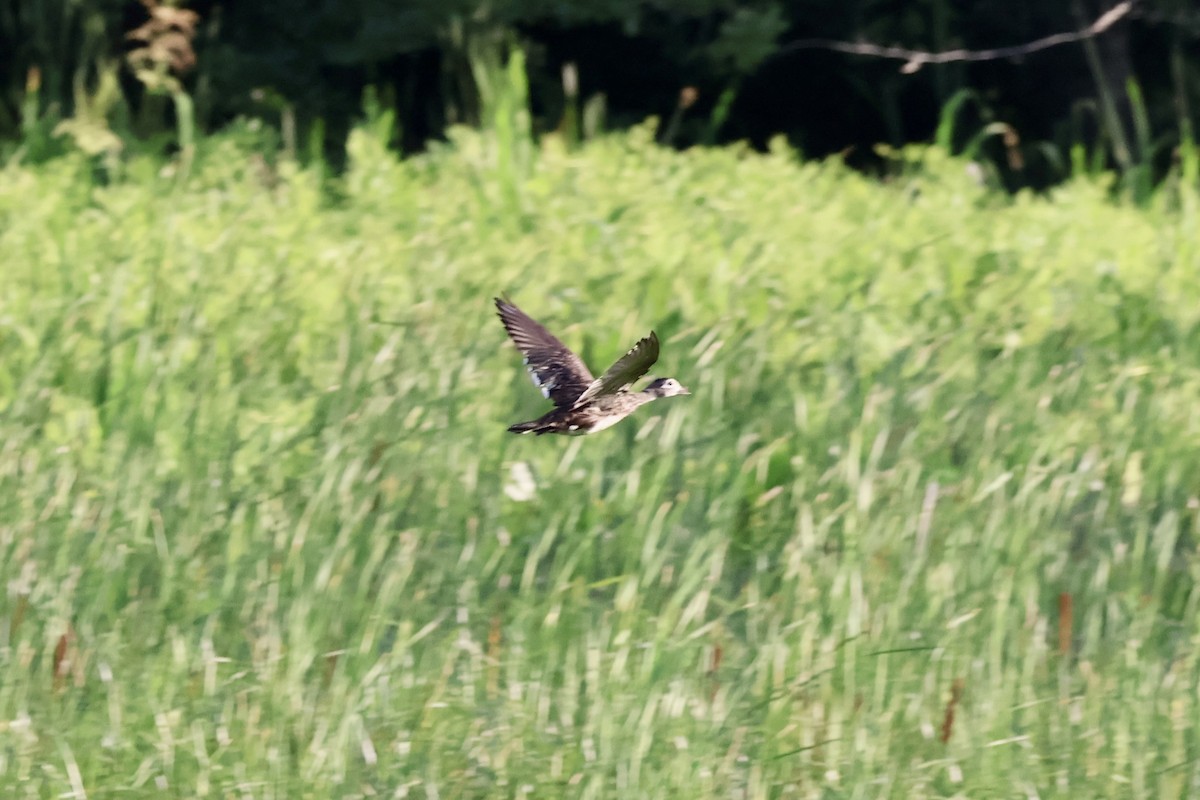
[2,116,1200,798]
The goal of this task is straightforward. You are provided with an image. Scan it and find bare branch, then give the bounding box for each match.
[777,1,1135,74]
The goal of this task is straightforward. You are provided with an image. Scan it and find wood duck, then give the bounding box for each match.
[495,297,690,435]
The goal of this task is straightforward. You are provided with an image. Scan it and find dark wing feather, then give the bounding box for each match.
[572,331,659,408]
[495,297,594,408]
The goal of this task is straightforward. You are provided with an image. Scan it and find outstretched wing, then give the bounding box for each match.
[495,297,594,408]
[572,331,659,408]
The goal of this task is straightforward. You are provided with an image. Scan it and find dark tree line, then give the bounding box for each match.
[1,0,1198,186]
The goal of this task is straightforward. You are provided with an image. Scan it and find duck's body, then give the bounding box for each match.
[506,378,686,435]
[495,297,689,436]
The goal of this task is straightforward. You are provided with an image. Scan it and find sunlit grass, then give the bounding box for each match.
[2,122,1199,798]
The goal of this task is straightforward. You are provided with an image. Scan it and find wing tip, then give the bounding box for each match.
[495,295,521,329]
[644,330,661,357]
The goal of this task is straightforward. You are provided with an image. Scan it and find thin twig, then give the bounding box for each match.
[777,1,1135,74]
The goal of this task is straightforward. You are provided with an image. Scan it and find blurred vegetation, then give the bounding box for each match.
[3,85,1200,794]
[2,0,1200,188]
[1,4,1200,791]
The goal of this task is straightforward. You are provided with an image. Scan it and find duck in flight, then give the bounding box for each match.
[495,297,690,435]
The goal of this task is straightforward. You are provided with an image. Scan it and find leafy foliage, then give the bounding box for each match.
[4,0,1200,189]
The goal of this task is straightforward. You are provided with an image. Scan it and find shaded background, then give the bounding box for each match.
[1,0,1198,186]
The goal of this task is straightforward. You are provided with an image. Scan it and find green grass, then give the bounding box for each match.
[2,120,1200,798]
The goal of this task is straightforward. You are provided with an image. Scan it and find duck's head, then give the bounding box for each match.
[644,377,690,398]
